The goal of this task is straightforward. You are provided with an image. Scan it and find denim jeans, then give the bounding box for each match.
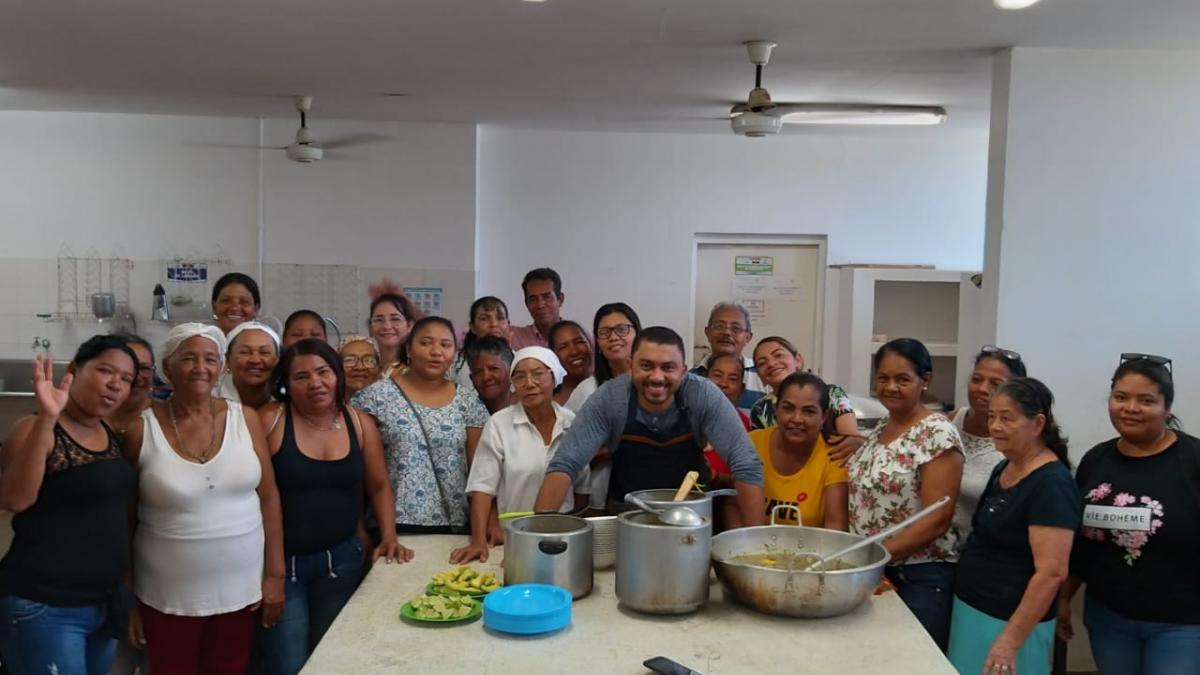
[0,595,116,675]
[258,536,365,675]
[885,562,957,652]
[1084,594,1200,675]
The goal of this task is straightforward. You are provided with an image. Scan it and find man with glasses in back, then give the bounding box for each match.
[691,302,764,411]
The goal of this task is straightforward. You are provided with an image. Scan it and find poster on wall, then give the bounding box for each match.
[404,287,444,314]
[734,255,774,276]
[166,261,209,283]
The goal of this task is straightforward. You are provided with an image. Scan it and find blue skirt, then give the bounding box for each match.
[948,595,1055,675]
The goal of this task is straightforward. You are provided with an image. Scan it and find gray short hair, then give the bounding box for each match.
[708,302,752,333]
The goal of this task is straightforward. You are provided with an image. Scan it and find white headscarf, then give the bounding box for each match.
[510,346,567,388]
[225,320,281,354]
[161,322,227,366]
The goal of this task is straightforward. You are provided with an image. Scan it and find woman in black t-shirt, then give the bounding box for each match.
[0,336,139,675]
[1059,356,1200,675]
[948,378,1081,675]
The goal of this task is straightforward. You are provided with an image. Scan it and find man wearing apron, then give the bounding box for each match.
[535,326,766,526]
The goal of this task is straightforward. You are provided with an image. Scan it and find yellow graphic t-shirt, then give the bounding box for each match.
[749,428,849,528]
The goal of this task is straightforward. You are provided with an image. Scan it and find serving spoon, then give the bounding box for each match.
[627,494,705,527]
[803,496,952,571]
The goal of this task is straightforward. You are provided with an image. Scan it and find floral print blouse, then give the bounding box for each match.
[847,413,964,564]
[749,383,856,432]
[352,378,490,527]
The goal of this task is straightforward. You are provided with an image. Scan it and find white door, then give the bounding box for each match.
[692,237,825,372]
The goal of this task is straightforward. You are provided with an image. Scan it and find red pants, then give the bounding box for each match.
[140,602,256,675]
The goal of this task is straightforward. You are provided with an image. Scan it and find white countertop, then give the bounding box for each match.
[303,535,955,675]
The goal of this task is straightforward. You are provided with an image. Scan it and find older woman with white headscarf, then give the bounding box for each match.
[120,323,285,675]
[450,347,589,563]
[217,321,281,409]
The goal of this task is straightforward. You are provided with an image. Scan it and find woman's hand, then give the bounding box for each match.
[374,537,414,564]
[258,575,285,628]
[449,540,491,564]
[128,605,147,649]
[826,433,865,466]
[983,634,1020,674]
[32,354,72,420]
[486,518,505,546]
[1056,597,1074,641]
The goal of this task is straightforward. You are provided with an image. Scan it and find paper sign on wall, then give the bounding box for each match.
[734,255,774,276]
[403,287,444,314]
[166,262,208,283]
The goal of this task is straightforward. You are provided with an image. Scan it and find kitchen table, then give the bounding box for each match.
[301,535,955,674]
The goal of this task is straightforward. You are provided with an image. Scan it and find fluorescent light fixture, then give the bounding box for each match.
[776,103,948,126]
[994,0,1041,8]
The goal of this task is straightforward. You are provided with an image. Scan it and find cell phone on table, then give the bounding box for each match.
[643,656,703,675]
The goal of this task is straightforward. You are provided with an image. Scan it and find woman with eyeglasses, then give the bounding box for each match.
[338,335,383,397]
[450,348,589,564]
[750,336,863,464]
[847,338,964,650]
[1058,355,1200,675]
[572,303,642,510]
[257,339,411,675]
[107,334,158,440]
[548,320,594,407]
[351,317,489,535]
[949,346,1028,542]
[367,293,422,379]
[948,378,1080,675]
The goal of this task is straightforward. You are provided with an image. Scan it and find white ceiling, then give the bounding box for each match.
[2,0,1199,134]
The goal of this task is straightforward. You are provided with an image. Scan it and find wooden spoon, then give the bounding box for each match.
[673,471,700,501]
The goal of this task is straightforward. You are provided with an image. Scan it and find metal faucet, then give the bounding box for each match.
[31,336,51,353]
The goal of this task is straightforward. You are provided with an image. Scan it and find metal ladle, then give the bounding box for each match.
[803,495,952,572]
[627,494,705,527]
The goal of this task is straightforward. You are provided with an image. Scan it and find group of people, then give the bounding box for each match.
[0,267,1194,675]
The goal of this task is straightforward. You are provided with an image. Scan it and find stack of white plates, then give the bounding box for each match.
[587,515,618,569]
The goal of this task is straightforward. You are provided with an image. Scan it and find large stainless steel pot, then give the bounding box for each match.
[711,525,890,618]
[616,510,711,614]
[622,488,736,521]
[504,514,593,599]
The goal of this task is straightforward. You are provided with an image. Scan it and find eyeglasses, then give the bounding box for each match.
[707,322,747,336]
[596,323,634,340]
[979,345,1022,362]
[370,315,406,326]
[342,355,380,368]
[512,368,550,386]
[1120,352,1173,374]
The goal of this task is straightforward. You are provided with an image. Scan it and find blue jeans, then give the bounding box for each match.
[0,595,116,675]
[258,536,365,675]
[886,562,957,652]
[1084,594,1200,675]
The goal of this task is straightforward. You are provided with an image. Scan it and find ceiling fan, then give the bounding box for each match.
[190,95,391,162]
[728,41,948,137]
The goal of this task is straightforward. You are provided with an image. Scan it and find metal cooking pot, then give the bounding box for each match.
[711,525,890,618]
[622,488,737,521]
[503,514,593,599]
[616,510,711,614]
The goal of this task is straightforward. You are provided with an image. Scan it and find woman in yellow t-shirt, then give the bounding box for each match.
[748,372,849,530]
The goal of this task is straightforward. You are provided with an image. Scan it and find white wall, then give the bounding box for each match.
[988,47,1200,458]
[476,126,989,355]
[0,111,476,359]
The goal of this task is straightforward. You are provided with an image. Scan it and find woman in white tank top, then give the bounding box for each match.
[120,323,285,675]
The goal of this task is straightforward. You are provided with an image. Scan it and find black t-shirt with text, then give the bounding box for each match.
[1071,434,1200,624]
[956,459,1081,621]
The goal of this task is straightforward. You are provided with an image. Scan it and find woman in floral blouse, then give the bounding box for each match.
[352,317,489,537]
[1058,355,1200,675]
[847,338,964,651]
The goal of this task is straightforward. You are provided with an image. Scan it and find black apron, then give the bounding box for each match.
[607,385,711,504]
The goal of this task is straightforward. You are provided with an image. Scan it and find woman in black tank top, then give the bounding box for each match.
[0,336,139,675]
[256,339,412,675]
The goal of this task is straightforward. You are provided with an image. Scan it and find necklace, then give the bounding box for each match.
[297,407,342,431]
[169,397,219,463]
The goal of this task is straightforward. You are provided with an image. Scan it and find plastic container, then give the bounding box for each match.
[482,584,572,635]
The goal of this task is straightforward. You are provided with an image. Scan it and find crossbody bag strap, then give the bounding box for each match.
[390,376,455,526]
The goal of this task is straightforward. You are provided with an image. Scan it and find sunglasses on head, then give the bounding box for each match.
[1120,352,1173,375]
[979,345,1023,363]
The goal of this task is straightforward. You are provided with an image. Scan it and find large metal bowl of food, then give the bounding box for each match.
[711,523,890,618]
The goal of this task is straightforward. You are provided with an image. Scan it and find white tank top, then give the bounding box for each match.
[134,400,264,616]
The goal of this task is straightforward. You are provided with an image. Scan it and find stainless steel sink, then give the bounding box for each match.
[0,358,70,396]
